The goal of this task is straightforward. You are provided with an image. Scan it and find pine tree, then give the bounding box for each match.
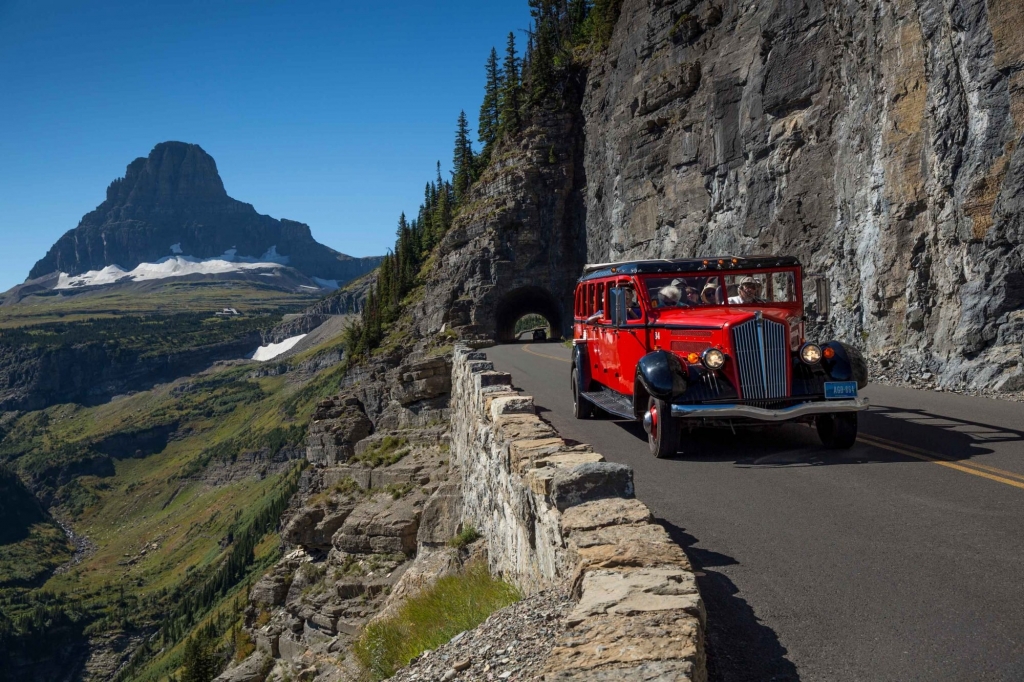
[499,32,521,138]
[419,182,435,251]
[478,47,503,160]
[527,2,558,103]
[452,110,475,204]
[586,0,622,47]
[432,162,452,243]
[181,635,219,682]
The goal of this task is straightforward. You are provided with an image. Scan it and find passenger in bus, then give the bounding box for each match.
[701,282,720,305]
[658,285,682,307]
[729,276,764,304]
[625,287,642,319]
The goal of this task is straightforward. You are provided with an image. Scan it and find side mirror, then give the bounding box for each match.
[805,275,830,322]
[610,288,628,327]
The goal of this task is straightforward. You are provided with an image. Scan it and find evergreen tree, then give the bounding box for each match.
[433,162,452,243]
[419,182,435,251]
[452,110,475,204]
[478,47,503,160]
[498,32,521,138]
[527,1,559,103]
[181,635,219,682]
[585,0,622,47]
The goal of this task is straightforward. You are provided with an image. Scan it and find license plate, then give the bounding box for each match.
[825,381,858,399]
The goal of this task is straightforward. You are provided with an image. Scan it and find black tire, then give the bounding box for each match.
[572,367,593,419]
[647,396,679,458]
[816,412,858,449]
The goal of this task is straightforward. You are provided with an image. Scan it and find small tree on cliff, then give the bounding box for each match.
[432,161,453,242]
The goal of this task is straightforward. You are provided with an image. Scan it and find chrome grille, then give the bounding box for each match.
[731,315,788,400]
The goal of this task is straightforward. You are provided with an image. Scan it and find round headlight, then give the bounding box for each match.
[701,348,726,370]
[801,343,822,364]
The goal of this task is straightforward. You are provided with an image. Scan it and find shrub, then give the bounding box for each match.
[353,562,519,680]
[448,525,481,549]
[351,436,409,468]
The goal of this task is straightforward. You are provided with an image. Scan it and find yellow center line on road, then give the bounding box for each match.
[521,343,571,363]
[857,433,1024,491]
[859,432,1024,483]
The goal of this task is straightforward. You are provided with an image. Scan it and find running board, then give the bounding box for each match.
[581,389,635,420]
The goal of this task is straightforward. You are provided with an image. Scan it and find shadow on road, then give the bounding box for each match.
[657,517,800,682]
[863,404,1024,455]
[593,404,1019,466]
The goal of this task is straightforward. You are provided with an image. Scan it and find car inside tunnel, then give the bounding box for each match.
[494,285,564,343]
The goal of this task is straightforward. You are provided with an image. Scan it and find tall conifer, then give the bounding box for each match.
[499,32,521,138]
[527,2,558,103]
[452,110,475,204]
[478,47,503,159]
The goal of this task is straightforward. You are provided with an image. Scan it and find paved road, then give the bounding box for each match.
[486,342,1024,682]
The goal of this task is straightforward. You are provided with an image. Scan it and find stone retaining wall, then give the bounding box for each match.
[450,345,707,681]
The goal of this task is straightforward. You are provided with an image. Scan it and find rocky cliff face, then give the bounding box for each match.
[584,0,1024,392]
[29,141,381,284]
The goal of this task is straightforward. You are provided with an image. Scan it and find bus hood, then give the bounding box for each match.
[649,306,796,328]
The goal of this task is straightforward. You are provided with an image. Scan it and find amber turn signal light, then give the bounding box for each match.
[687,352,700,364]
[822,346,836,360]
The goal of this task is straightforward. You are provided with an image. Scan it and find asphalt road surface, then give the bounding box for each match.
[486,342,1024,682]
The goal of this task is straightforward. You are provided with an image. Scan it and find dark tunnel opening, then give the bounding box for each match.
[494,286,564,343]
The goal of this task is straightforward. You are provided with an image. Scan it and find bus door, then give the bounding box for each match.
[607,278,647,395]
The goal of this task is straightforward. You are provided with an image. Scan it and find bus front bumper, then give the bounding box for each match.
[670,397,868,421]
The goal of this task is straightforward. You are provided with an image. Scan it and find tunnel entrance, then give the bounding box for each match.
[495,286,564,343]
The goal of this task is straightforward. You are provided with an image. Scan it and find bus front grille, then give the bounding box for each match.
[731,316,788,400]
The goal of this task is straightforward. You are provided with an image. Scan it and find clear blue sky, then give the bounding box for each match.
[0,0,531,291]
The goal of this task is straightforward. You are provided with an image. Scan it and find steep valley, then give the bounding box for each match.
[0,327,344,679]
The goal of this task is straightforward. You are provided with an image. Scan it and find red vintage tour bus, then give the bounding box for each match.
[571,256,868,458]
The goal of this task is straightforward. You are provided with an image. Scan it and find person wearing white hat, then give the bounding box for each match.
[729,276,763,304]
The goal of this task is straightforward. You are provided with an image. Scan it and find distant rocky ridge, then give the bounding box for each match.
[28,141,381,286]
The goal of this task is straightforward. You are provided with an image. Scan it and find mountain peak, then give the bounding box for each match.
[105,142,226,206]
[27,143,381,285]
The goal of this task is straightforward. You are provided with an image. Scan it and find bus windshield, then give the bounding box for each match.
[642,270,799,309]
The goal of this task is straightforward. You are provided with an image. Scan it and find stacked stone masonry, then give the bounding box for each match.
[450,345,707,681]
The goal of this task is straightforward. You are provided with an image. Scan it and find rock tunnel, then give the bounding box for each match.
[494,286,565,343]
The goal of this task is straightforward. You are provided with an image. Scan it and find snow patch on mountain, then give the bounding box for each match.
[312,277,340,291]
[54,249,290,289]
[251,334,307,362]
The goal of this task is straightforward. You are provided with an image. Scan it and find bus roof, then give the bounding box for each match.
[579,256,801,282]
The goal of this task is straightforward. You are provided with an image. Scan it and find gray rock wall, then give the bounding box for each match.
[584,0,1024,392]
[450,345,706,680]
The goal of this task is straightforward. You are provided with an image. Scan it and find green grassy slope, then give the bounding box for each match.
[0,280,321,329]
[0,306,356,680]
